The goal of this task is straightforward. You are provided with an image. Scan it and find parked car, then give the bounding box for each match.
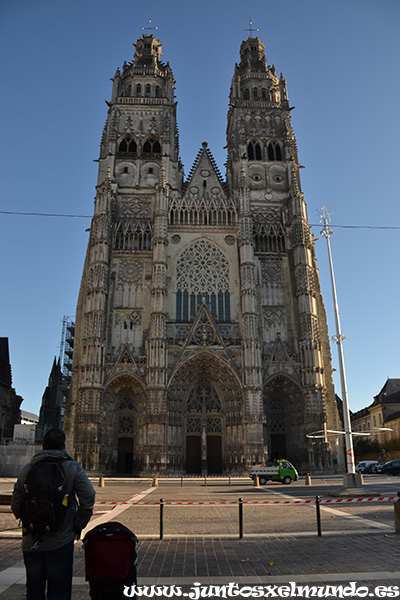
[355,461,378,474]
[380,460,400,476]
[362,461,379,474]
[375,462,388,474]
[370,462,383,474]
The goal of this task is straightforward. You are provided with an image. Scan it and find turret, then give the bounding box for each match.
[98,34,180,190]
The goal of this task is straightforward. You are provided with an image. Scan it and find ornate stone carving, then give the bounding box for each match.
[206,417,222,433]
[87,264,109,293]
[120,197,152,219]
[290,220,312,247]
[300,314,320,341]
[261,262,283,287]
[295,265,316,296]
[119,395,136,410]
[263,307,285,327]
[187,380,222,413]
[118,260,143,284]
[129,311,141,326]
[252,207,281,222]
[186,417,201,433]
[224,235,235,245]
[176,240,230,294]
[270,414,285,433]
[193,322,216,346]
[148,116,158,134]
[118,414,135,433]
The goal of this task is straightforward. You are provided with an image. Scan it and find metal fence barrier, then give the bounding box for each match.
[138,495,396,540]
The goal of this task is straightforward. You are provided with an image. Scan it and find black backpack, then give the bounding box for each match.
[20,459,69,537]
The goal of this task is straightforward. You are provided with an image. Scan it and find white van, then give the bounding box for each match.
[355,461,378,474]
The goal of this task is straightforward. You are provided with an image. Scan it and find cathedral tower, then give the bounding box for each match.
[64,33,344,475]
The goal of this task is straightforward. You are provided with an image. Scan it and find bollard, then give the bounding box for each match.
[315,495,322,537]
[160,498,164,540]
[394,492,400,533]
[229,475,231,487]
[253,475,260,487]
[152,475,158,488]
[238,497,243,539]
[98,476,105,488]
[305,473,312,486]
[204,475,207,487]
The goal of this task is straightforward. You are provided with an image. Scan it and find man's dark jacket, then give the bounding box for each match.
[12,449,95,551]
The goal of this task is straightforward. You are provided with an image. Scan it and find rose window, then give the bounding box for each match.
[176,240,231,322]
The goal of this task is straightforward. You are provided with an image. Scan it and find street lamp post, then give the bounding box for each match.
[320,207,362,489]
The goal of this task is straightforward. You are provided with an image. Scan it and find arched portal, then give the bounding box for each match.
[263,375,306,466]
[101,374,146,474]
[167,350,245,474]
[185,379,223,474]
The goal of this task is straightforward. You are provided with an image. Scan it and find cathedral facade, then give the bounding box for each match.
[64,34,344,475]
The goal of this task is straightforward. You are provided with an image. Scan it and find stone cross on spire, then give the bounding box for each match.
[243,18,259,36]
[142,18,158,35]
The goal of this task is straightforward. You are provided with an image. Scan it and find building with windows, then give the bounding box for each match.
[352,379,400,445]
[64,33,344,475]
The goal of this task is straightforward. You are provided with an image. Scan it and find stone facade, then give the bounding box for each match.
[0,338,22,441]
[64,35,344,475]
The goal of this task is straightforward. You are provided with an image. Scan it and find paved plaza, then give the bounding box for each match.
[1,475,400,598]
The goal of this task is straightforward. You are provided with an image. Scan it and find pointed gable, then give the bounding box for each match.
[185,302,226,348]
[176,302,233,366]
[169,142,237,227]
[184,142,226,197]
[117,346,135,364]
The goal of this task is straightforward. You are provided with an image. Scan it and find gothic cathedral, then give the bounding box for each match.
[64,33,344,475]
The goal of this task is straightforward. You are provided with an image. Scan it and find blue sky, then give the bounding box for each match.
[1,0,399,417]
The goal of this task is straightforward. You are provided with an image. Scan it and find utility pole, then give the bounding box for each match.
[320,207,361,489]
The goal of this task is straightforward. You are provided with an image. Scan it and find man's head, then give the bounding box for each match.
[42,429,66,450]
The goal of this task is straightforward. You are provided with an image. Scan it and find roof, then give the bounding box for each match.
[21,410,39,422]
[377,379,400,397]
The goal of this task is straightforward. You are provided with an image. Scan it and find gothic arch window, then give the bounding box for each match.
[270,414,286,433]
[119,395,136,411]
[253,88,258,100]
[136,84,141,95]
[247,140,262,161]
[262,88,267,100]
[117,137,137,156]
[187,381,222,414]
[253,222,286,253]
[142,137,161,157]
[185,380,223,434]
[243,88,250,100]
[267,141,282,161]
[168,190,237,228]
[114,220,153,251]
[176,239,231,322]
[155,86,161,97]
[145,84,151,96]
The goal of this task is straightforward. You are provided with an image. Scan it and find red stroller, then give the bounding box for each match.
[84,521,138,599]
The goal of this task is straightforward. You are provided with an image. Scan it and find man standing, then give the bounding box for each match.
[12,428,95,600]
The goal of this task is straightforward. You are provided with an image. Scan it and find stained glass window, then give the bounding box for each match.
[176,240,231,322]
